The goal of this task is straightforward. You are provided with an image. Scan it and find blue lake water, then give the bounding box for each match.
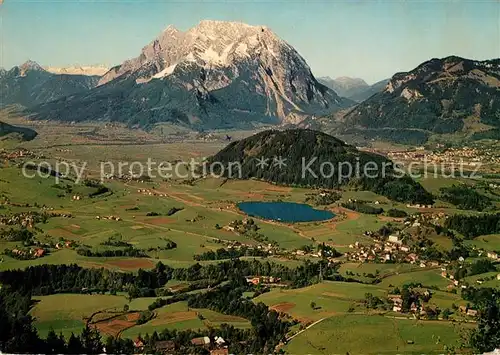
[237,201,335,223]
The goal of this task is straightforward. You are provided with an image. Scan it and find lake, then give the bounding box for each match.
[237,201,335,223]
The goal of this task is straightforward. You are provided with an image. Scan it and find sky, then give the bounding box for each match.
[1,0,499,83]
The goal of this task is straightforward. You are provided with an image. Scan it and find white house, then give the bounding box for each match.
[487,252,498,260]
[388,235,402,245]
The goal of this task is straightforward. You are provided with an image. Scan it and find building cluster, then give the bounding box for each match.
[233,242,278,255]
[405,203,434,209]
[0,211,47,228]
[440,268,462,289]
[55,240,73,249]
[136,189,168,197]
[343,210,455,265]
[223,218,259,233]
[487,251,498,260]
[387,146,500,166]
[404,212,446,227]
[292,249,322,258]
[459,306,478,318]
[0,210,72,229]
[4,237,76,261]
[134,335,229,355]
[441,265,500,290]
[291,247,340,261]
[388,294,428,315]
[214,237,279,256]
[387,291,446,319]
[8,247,46,259]
[95,215,122,221]
[0,149,42,161]
[345,237,418,264]
[245,275,283,286]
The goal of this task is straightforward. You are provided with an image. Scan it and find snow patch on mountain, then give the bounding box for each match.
[153,63,177,79]
[45,65,109,76]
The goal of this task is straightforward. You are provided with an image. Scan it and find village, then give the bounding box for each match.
[386,146,500,168]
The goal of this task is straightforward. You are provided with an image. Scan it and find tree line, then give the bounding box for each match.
[0,259,346,297]
[445,213,500,238]
[193,247,268,261]
[341,201,383,215]
[440,184,493,211]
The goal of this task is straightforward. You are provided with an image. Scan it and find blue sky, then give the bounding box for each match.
[2,0,499,83]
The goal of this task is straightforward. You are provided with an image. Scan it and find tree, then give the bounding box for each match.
[441,308,452,320]
[80,325,103,354]
[105,336,134,354]
[0,286,42,354]
[470,301,500,352]
[45,329,66,354]
[67,332,83,354]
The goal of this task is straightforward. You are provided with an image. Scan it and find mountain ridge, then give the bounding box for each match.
[44,65,109,76]
[339,55,500,144]
[0,60,100,108]
[27,20,353,129]
[317,76,388,102]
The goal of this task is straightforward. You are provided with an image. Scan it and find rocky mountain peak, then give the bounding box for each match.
[334,76,368,87]
[317,76,373,101]
[33,20,351,129]
[163,24,179,33]
[99,20,292,85]
[20,60,44,71]
[18,60,45,75]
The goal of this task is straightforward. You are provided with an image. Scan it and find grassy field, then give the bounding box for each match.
[465,234,500,252]
[0,165,321,270]
[378,269,452,290]
[1,118,495,351]
[30,294,128,337]
[254,281,387,322]
[30,293,251,339]
[121,301,251,338]
[339,262,420,282]
[284,314,471,354]
[2,146,490,272]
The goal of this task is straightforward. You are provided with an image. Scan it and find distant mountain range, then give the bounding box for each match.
[317,76,389,102]
[44,65,109,76]
[2,25,499,145]
[26,20,352,129]
[0,60,100,108]
[339,56,500,144]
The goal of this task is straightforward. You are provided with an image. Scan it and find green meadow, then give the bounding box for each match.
[284,314,471,354]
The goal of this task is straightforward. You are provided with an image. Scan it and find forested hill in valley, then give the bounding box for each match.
[27,20,352,129]
[339,56,500,144]
[0,61,100,108]
[206,129,434,204]
[0,121,37,141]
